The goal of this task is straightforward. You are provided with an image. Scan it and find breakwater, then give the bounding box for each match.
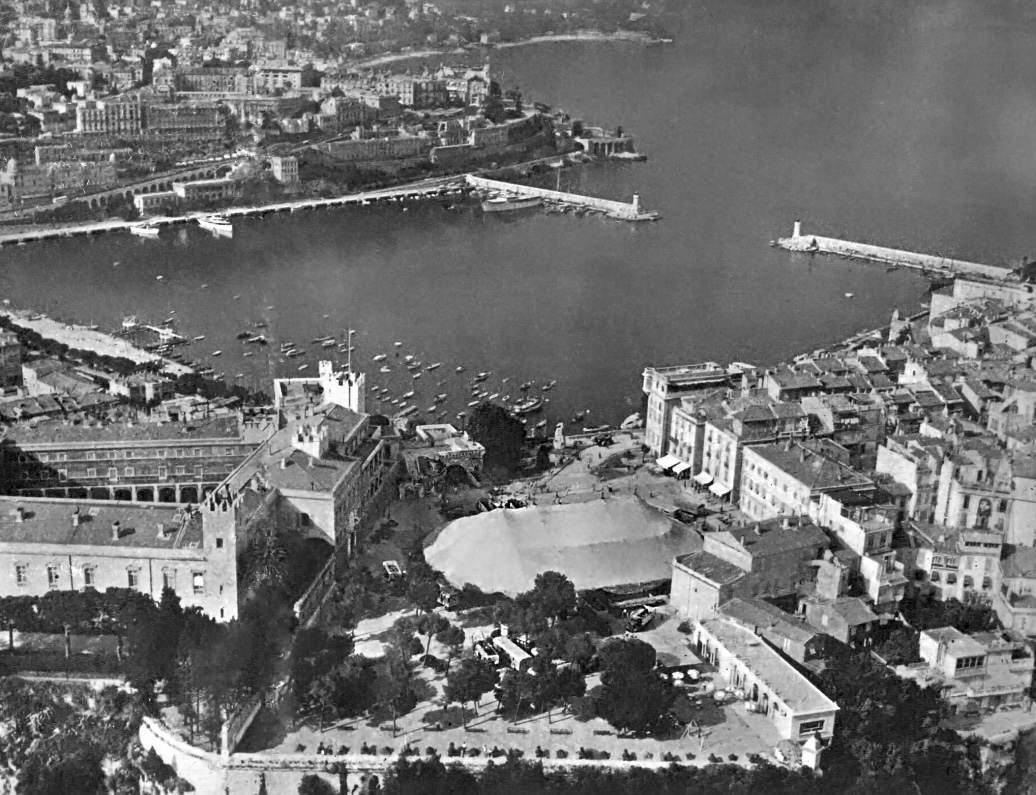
[774,221,1013,280]
[467,174,659,220]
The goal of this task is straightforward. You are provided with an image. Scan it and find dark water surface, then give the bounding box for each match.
[5,0,1036,426]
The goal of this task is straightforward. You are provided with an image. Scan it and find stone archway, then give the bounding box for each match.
[89,487,110,500]
[179,485,199,504]
[158,486,177,503]
[136,487,154,502]
[113,488,132,501]
[67,488,88,500]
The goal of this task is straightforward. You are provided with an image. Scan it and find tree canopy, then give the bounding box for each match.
[466,402,526,473]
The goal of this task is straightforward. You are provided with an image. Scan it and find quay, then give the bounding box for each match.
[466,174,659,220]
[773,221,1012,280]
[0,170,657,247]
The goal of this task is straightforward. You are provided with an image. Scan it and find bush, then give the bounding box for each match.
[728,753,738,762]
[709,753,722,764]
[685,752,696,761]
[677,620,692,634]
[381,746,393,756]
[555,749,568,759]
[747,753,763,765]
[425,746,437,757]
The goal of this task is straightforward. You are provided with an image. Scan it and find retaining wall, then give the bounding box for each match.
[465,175,639,217]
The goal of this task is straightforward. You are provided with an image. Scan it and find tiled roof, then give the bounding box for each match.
[675,550,746,585]
[3,414,242,446]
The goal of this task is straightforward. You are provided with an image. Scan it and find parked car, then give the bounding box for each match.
[382,560,405,582]
[625,606,654,632]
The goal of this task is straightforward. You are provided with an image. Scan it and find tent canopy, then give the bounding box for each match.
[694,471,714,486]
[656,454,681,470]
[425,497,703,596]
[672,461,691,475]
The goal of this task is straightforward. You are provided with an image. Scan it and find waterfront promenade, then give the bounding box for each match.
[774,221,1013,280]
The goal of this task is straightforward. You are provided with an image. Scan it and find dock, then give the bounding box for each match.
[465,175,659,221]
[773,221,1013,280]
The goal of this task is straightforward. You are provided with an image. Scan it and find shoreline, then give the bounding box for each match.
[347,29,670,69]
[0,310,192,376]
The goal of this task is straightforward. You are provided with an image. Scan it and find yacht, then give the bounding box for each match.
[373,354,388,362]
[514,397,545,415]
[193,335,206,341]
[197,215,233,236]
[426,362,442,371]
[130,224,161,238]
[380,365,392,373]
[402,390,415,399]
[455,366,465,373]
[212,350,223,356]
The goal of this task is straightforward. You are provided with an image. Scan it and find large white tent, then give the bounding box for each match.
[424,497,703,596]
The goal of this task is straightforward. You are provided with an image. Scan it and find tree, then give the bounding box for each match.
[298,774,337,795]
[407,579,441,615]
[375,648,417,736]
[245,526,289,591]
[595,637,672,737]
[436,624,466,670]
[308,655,377,728]
[17,739,105,795]
[444,657,498,728]
[466,403,525,472]
[563,633,596,672]
[417,613,450,658]
[496,668,537,723]
[527,571,576,626]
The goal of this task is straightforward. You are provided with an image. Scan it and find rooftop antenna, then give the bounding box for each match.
[346,328,354,374]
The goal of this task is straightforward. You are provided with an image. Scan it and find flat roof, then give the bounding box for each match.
[675,550,746,586]
[0,496,202,550]
[3,414,242,447]
[746,443,872,492]
[699,617,839,715]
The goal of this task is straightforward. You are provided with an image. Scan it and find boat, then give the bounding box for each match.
[482,196,542,213]
[280,342,296,351]
[572,411,586,422]
[427,405,438,413]
[197,215,233,236]
[435,393,447,402]
[237,331,253,340]
[488,393,499,401]
[298,364,309,371]
[391,399,400,405]
[845,292,855,298]
[541,380,557,391]
[514,397,544,415]
[130,224,160,238]
[473,373,488,383]
[394,341,403,347]
[373,354,388,362]
[212,350,223,356]
[402,390,415,399]
[467,400,480,407]
[311,336,334,344]
[407,362,422,371]
[121,316,139,330]
[380,366,392,373]
[243,351,255,357]
[193,335,206,341]
[620,413,642,430]
[456,412,466,419]
[404,355,415,363]
[321,340,336,348]
[412,372,423,380]
[583,424,612,434]
[455,366,465,373]
[246,335,268,345]
[426,362,442,371]
[235,373,245,379]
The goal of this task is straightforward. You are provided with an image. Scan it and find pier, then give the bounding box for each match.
[774,221,1013,280]
[465,175,659,220]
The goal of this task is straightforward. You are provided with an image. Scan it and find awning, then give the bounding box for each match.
[672,461,691,476]
[693,471,714,486]
[656,454,681,471]
[709,483,732,498]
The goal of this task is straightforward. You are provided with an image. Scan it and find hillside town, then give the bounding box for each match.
[1,228,1036,794]
[0,0,665,224]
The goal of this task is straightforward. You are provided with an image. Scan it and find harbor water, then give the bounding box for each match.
[4,0,1036,427]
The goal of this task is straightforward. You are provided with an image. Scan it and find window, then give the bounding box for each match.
[86,451,95,461]
[124,467,134,478]
[127,569,139,589]
[107,467,118,481]
[58,469,67,482]
[15,565,26,586]
[193,448,201,457]
[194,465,202,477]
[799,719,825,735]
[946,573,957,585]
[215,537,223,549]
[159,466,168,480]
[999,500,1008,513]
[933,555,944,566]
[300,513,311,527]
[192,572,204,595]
[983,577,993,590]
[962,495,970,510]
[162,570,176,592]
[175,466,185,476]
[931,571,941,583]
[86,468,97,478]
[956,655,983,671]
[83,566,95,587]
[46,565,60,590]
[963,576,974,589]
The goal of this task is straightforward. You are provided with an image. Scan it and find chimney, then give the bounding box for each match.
[111,520,121,541]
[782,516,790,530]
[14,507,24,523]
[71,507,80,527]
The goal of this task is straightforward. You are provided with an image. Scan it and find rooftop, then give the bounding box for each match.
[0,496,202,550]
[2,413,242,447]
[712,516,829,559]
[923,626,987,659]
[699,617,839,715]
[747,442,873,493]
[675,550,747,586]
[719,597,818,644]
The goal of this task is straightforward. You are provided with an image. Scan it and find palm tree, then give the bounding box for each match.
[246,527,289,590]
